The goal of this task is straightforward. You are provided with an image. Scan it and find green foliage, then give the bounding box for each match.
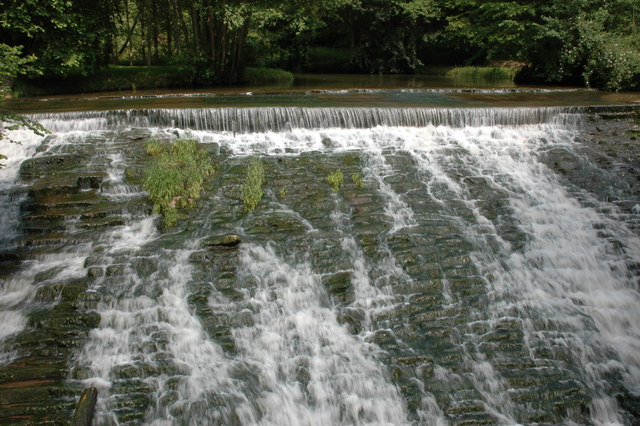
[517,0,640,90]
[347,0,440,73]
[241,157,265,212]
[143,139,215,228]
[307,47,363,73]
[0,110,49,140]
[351,173,364,189]
[327,169,344,192]
[0,44,39,94]
[437,0,538,63]
[1,0,115,77]
[2,0,639,91]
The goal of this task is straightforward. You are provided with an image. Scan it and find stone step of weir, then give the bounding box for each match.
[19,154,84,180]
[592,111,637,120]
[21,191,102,213]
[452,412,503,425]
[20,233,69,248]
[0,356,77,424]
[0,276,96,424]
[27,173,107,198]
[22,208,84,228]
[188,235,242,353]
[77,216,127,230]
[0,398,74,424]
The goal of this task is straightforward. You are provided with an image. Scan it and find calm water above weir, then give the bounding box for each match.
[4,73,640,113]
[1,84,640,424]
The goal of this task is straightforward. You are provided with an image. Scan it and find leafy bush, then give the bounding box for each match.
[144,139,215,227]
[241,157,264,211]
[243,67,294,85]
[519,5,640,91]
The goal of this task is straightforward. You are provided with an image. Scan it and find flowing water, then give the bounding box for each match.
[0,101,639,425]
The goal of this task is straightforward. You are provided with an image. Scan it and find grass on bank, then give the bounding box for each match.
[445,66,518,83]
[241,157,264,212]
[144,139,215,227]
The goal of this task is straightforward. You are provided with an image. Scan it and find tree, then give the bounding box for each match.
[0,0,116,77]
[431,0,539,64]
[519,0,640,90]
[351,0,440,73]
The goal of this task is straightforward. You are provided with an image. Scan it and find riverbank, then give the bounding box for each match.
[11,66,295,98]
[10,65,525,98]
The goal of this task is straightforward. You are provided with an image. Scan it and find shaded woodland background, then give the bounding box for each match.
[1,0,639,92]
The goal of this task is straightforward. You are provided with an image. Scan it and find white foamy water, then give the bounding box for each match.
[229,244,409,425]
[396,124,640,424]
[185,122,640,423]
[0,249,89,361]
[0,126,88,363]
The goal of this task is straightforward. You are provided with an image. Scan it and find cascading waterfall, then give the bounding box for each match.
[0,129,94,365]
[1,105,639,424]
[30,106,585,134]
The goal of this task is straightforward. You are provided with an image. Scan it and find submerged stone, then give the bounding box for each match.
[321,271,354,305]
[70,387,98,426]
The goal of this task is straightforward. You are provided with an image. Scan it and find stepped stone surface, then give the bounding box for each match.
[0,107,638,424]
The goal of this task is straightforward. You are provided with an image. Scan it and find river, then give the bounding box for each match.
[1,81,639,424]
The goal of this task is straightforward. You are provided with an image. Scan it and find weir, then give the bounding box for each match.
[30,106,589,134]
[0,105,639,424]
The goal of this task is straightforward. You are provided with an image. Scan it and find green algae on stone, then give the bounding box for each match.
[326,169,343,192]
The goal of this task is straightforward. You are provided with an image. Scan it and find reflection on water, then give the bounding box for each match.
[5,73,640,113]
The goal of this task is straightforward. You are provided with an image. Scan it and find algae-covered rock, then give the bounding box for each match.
[204,234,241,248]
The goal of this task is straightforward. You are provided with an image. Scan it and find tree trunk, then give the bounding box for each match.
[117,12,140,58]
[152,0,159,63]
[191,4,201,52]
[208,10,216,60]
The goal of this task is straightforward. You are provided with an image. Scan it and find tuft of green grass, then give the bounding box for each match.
[351,173,364,189]
[145,140,167,156]
[242,157,264,211]
[144,139,215,227]
[446,66,517,84]
[326,169,344,192]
